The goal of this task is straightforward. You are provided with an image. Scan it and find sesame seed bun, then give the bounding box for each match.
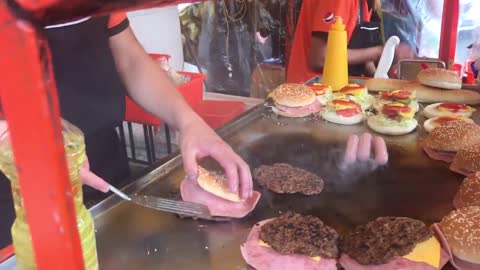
[454,172,480,208]
[423,121,480,152]
[197,167,241,202]
[424,116,474,133]
[439,206,480,264]
[417,68,462,90]
[451,144,480,174]
[269,83,316,107]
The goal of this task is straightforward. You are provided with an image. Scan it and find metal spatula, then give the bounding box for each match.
[109,185,230,221]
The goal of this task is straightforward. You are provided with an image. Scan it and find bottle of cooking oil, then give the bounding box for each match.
[0,119,98,270]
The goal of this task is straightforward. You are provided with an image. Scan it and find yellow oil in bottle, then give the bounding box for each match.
[0,119,98,270]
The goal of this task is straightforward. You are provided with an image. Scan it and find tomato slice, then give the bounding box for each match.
[380,90,411,100]
[381,104,411,117]
[337,108,360,117]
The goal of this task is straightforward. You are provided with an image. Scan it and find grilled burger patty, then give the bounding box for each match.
[259,212,339,258]
[253,163,324,195]
[340,217,432,265]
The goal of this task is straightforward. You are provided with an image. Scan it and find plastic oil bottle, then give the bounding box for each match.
[322,16,349,91]
[0,119,98,270]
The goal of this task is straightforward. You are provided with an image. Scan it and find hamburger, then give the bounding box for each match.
[373,89,419,112]
[423,102,475,119]
[308,83,333,106]
[180,166,261,218]
[450,144,480,176]
[453,172,480,208]
[339,217,448,270]
[241,212,339,270]
[424,116,474,133]
[367,102,418,135]
[334,83,373,110]
[422,121,480,163]
[268,83,322,117]
[321,98,363,125]
[417,68,462,90]
[434,206,480,269]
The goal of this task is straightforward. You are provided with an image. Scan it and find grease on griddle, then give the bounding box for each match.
[253,163,324,195]
[260,212,339,258]
[340,217,432,265]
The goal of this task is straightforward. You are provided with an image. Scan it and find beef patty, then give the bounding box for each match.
[340,217,433,265]
[253,163,324,195]
[259,212,339,258]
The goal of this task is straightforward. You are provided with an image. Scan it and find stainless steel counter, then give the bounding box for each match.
[3,101,471,269]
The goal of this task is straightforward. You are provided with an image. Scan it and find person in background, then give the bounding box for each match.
[287,0,414,83]
[0,12,253,249]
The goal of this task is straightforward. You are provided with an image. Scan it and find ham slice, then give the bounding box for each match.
[240,219,338,270]
[422,144,456,163]
[449,162,473,177]
[432,224,479,270]
[180,180,261,218]
[339,252,448,270]
[275,99,322,116]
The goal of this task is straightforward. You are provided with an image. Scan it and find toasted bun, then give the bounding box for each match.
[269,83,316,107]
[271,106,316,118]
[321,110,363,125]
[455,172,480,207]
[402,83,480,105]
[424,121,480,152]
[365,78,412,92]
[197,167,240,202]
[452,144,480,173]
[367,116,417,135]
[424,116,474,133]
[423,103,474,119]
[440,206,480,264]
[417,68,462,90]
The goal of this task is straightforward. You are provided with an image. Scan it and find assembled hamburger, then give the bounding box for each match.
[268,83,322,117]
[241,212,339,270]
[373,89,419,112]
[308,83,333,106]
[422,121,480,162]
[321,98,363,125]
[367,102,418,135]
[334,84,374,110]
[423,102,475,119]
[340,217,448,270]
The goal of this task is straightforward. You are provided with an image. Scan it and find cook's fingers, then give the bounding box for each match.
[210,148,240,193]
[182,149,199,181]
[80,168,109,193]
[357,133,373,160]
[372,136,389,165]
[237,159,253,199]
[344,134,359,164]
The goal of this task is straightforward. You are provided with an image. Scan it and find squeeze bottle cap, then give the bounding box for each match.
[331,16,345,31]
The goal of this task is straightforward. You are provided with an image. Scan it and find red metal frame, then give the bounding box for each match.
[439,0,460,68]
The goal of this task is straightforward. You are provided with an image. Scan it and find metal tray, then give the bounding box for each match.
[3,100,471,270]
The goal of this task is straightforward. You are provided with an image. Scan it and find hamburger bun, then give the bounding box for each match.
[365,78,412,92]
[454,172,480,208]
[197,167,240,202]
[402,83,480,105]
[423,103,475,119]
[423,121,480,152]
[439,206,480,264]
[417,68,462,90]
[451,144,480,174]
[321,110,363,125]
[367,115,417,135]
[424,116,474,133]
[269,83,316,107]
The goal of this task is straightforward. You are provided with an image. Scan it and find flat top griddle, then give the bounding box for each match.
[88,101,471,270]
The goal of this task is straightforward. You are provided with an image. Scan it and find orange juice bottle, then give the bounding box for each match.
[0,119,98,270]
[322,16,349,91]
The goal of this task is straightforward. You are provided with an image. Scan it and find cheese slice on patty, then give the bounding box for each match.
[258,240,321,262]
[402,236,441,268]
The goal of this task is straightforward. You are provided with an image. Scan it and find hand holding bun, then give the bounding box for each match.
[197,166,241,202]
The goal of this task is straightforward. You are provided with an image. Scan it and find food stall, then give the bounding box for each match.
[0,0,479,269]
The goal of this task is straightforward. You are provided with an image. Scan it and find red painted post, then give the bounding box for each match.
[439,0,460,68]
[0,2,85,269]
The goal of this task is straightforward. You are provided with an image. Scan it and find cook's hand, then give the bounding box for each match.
[80,157,109,193]
[180,121,253,199]
[395,43,414,61]
[342,133,388,167]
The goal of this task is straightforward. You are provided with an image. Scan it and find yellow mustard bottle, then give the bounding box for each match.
[322,16,349,91]
[0,119,98,270]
